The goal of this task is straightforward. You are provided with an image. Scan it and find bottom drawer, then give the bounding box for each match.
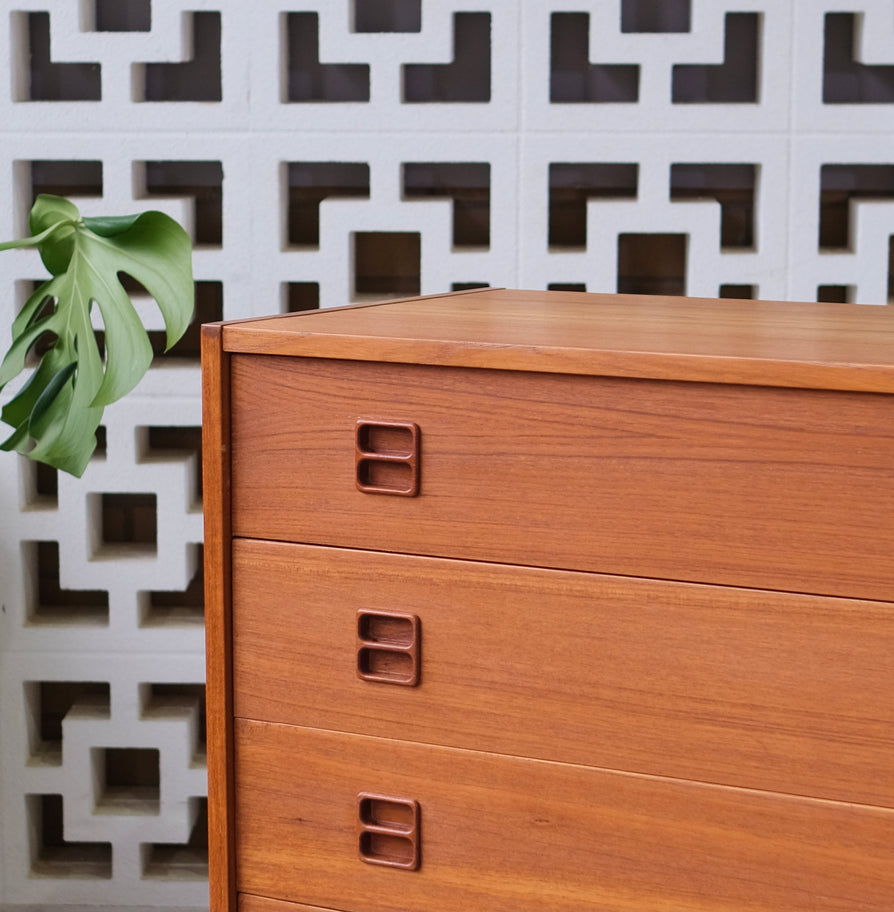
[234,719,894,912]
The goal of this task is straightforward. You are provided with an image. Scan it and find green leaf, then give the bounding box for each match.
[0,194,194,476]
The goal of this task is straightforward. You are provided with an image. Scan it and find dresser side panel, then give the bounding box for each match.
[201,324,237,912]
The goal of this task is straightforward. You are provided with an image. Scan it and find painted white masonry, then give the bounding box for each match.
[0,0,892,906]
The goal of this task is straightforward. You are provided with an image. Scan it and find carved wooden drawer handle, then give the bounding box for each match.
[358,793,420,870]
[357,610,420,686]
[355,420,420,496]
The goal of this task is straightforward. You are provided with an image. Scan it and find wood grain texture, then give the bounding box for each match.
[238,893,340,911]
[231,540,894,809]
[220,288,894,392]
[234,719,894,912]
[230,356,894,600]
[201,323,237,912]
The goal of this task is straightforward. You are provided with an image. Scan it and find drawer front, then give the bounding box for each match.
[230,355,894,600]
[234,719,894,912]
[238,894,340,911]
[232,539,894,809]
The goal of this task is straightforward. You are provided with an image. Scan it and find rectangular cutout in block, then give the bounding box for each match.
[93,747,160,815]
[22,13,101,101]
[142,545,204,627]
[100,493,157,551]
[819,165,894,250]
[141,683,206,765]
[287,162,370,248]
[549,163,638,248]
[353,232,420,299]
[284,13,370,102]
[140,11,222,102]
[617,233,687,296]
[354,0,421,33]
[142,797,208,880]
[403,13,491,102]
[670,163,756,249]
[550,13,639,103]
[26,541,109,626]
[28,794,112,879]
[283,281,321,313]
[24,681,110,766]
[403,162,490,247]
[672,13,758,103]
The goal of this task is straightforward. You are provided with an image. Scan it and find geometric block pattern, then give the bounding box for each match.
[0,0,892,906]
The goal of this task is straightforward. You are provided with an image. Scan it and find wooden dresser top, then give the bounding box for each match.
[218,288,894,392]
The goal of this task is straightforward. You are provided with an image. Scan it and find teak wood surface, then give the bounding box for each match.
[238,894,336,911]
[201,324,236,911]
[219,288,894,392]
[229,355,894,600]
[204,290,894,912]
[232,539,894,809]
[234,719,894,912]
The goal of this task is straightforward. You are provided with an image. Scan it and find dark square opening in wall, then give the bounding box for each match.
[823,13,894,103]
[720,284,756,299]
[285,13,371,102]
[672,13,758,103]
[284,282,321,312]
[354,0,421,33]
[24,681,110,765]
[30,159,103,200]
[817,285,851,303]
[403,162,491,248]
[143,797,208,879]
[101,493,157,551]
[141,12,222,102]
[403,13,491,102]
[819,165,894,250]
[95,0,151,31]
[550,13,639,103]
[94,747,160,814]
[670,163,756,249]
[28,541,109,626]
[287,162,370,247]
[354,232,420,298]
[617,233,687,296]
[147,281,219,362]
[549,163,639,247]
[621,0,691,33]
[28,794,111,878]
[143,545,205,627]
[24,13,101,101]
[142,160,223,246]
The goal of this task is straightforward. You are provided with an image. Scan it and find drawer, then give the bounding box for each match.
[239,895,338,911]
[229,355,894,600]
[232,539,894,808]
[234,719,894,912]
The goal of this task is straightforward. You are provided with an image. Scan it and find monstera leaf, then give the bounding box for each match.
[0,195,193,476]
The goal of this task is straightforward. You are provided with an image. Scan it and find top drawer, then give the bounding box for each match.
[230,354,894,600]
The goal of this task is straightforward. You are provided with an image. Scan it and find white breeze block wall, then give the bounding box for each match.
[0,0,892,907]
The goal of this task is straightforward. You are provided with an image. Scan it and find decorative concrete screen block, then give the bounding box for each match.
[0,0,892,906]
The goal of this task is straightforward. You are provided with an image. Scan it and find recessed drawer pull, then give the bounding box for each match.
[357,793,420,870]
[357,610,420,686]
[355,420,420,496]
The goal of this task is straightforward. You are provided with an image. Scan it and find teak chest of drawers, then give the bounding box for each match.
[202,288,894,912]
